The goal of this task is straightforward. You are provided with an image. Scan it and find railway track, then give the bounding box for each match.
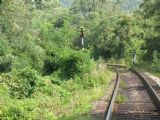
[105,66,160,120]
[141,73,160,97]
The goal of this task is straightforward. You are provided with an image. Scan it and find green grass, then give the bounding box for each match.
[135,62,160,77]
[58,87,106,120]
[153,72,160,77]
[115,94,127,104]
[119,80,127,89]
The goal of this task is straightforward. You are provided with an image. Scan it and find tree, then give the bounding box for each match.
[138,0,160,57]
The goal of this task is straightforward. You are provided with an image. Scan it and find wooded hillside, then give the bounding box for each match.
[0,0,159,119]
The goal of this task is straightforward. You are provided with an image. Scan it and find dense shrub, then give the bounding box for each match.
[0,105,26,119]
[0,98,56,120]
[0,55,12,73]
[58,49,94,79]
[42,52,59,76]
[0,36,11,56]
[0,37,12,73]
[9,68,38,98]
[43,48,94,79]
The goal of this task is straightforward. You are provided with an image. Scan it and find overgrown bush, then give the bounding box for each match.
[0,105,26,119]
[43,48,94,79]
[58,49,93,79]
[152,51,160,72]
[9,68,38,98]
[0,98,56,120]
[42,52,59,76]
[0,37,13,73]
[0,55,13,73]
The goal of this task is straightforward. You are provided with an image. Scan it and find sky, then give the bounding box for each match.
[60,0,142,10]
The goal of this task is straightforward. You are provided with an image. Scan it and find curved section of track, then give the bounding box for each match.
[140,72,160,97]
[105,67,160,120]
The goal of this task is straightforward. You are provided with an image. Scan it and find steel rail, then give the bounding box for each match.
[107,64,127,68]
[105,67,160,120]
[104,69,120,120]
[130,68,160,109]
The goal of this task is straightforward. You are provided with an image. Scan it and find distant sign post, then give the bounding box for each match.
[133,50,136,65]
[129,50,136,65]
[80,27,84,48]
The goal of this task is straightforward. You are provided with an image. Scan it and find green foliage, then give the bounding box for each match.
[8,68,38,98]
[0,105,26,119]
[138,0,160,56]
[0,36,13,73]
[119,80,127,89]
[40,14,77,49]
[43,49,93,79]
[0,97,56,120]
[152,51,160,72]
[116,94,127,104]
[1,0,159,119]
[0,37,10,56]
[0,55,13,73]
[57,49,93,79]
[0,65,113,119]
